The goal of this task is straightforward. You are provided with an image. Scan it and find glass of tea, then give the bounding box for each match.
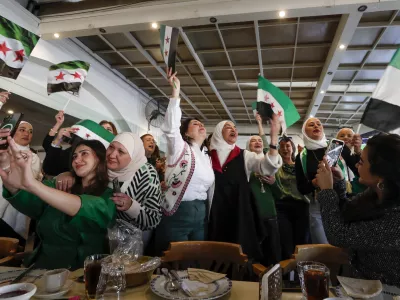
[84,254,109,299]
[297,261,327,297]
[303,264,330,300]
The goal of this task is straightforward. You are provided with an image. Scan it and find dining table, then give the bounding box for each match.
[0,266,309,300]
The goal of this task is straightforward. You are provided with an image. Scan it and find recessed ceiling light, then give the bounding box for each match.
[339,44,346,50]
[279,11,286,18]
[320,90,325,94]
[151,22,159,29]
[310,115,314,118]
[54,33,60,38]
[7,110,13,114]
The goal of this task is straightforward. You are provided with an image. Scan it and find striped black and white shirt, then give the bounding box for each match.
[117,163,162,231]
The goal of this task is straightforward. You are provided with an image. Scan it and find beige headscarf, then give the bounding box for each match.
[107,132,148,192]
[301,117,328,150]
[246,135,264,158]
[210,121,236,166]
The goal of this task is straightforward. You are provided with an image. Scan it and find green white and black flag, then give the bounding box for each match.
[360,49,400,135]
[47,60,90,96]
[160,25,179,73]
[0,16,39,80]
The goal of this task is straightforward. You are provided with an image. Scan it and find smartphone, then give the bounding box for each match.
[0,113,24,150]
[325,138,345,167]
[112,178,121,193]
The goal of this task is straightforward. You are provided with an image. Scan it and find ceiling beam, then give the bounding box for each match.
[324,92,371,97]
[205,62,324,72]
[179,27,235,122]
[254,20,263,77]
[357,20,400,28]
[122,32,208,121]
[130,76,320,82]
[337,64,388,71]
[216,23,252,123]
[113,61,197,69]
[289,17,300,98]
[318,110,363,115]
[306,12,368,118]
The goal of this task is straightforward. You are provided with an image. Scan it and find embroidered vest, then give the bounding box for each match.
[161,142,196,216]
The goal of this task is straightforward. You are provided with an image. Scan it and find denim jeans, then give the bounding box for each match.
[309,201,328,244]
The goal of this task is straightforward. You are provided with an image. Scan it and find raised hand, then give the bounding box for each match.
[54,127,79,145]
[55,111,65,126]
[315,157,333,190]
[255,113,262,125]
[0,92,10,104]
[167,67,180,99]
[352,134,362,154]
[269,113,281,138]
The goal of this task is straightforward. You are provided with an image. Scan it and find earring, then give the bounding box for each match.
[377,182,384,190]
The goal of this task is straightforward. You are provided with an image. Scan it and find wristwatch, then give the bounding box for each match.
[269,144,278,150]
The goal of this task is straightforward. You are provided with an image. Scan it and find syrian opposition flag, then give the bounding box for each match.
[0,16,39,80]
[360,49,400,135]
[257,75,301,132]
[47,60,90,96]
[160,25,179,73]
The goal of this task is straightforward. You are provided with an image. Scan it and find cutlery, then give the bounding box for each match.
[170,270,193,297]
[11,263,36,284]
[161,268,178,292]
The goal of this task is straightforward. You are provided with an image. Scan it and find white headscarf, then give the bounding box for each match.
[210,121,236,166]
[301,117,328,150]
[107,133,148,190]
[246,135,264,158]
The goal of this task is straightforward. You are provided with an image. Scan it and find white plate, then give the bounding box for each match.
[0,283,37,300]
[34,279,74,299]
[150,270,232,300]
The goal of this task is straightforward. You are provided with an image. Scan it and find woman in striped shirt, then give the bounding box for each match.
[107,132,162,248]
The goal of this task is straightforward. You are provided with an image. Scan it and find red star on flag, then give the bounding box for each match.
[164,50,168,57]
[13,49,25,62]
[0,42,11,56]
[277,111,282,117]
[86,133,91,139]
[72,72,82,79]
[264,94,269,102]
[165,36,170,44]
[55,72,65,81]
[270,102,275,109]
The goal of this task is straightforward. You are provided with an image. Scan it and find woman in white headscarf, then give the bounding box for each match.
[107,132,162,248]
[0,121,43,243]
[208,112,282,262]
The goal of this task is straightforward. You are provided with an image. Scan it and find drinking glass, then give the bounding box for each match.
[95,258,126,300]
[84,254,109,299]
[303,264,330,300]
[297,261,326,298]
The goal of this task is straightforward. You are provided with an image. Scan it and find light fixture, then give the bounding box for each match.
[279,11,286,18]
[7,110,13,114]
[310,115,314,118]
[339,44,346,50]
[320,90,325,94]
[53,33,60,38]
[151,22,159,29]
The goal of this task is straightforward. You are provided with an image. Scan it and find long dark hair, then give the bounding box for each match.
[180,118,207,151]
[366,134,400,203]
[70,140,109,196]
[99,120,118,135]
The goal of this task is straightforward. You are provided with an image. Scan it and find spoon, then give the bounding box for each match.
[161,268,179,292]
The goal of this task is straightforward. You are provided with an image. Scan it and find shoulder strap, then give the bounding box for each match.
[300,148,308,176]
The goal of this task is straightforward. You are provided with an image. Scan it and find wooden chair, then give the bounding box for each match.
[253,244,349,284]
[161,241,251,280]
[0,237,19,266]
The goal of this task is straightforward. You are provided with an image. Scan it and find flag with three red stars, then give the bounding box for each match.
[47,60,90,96]
[256,75,301,133]
[0,16,39,80]
[159,25,179,73]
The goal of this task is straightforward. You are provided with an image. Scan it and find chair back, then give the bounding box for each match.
[161,241,249,280]
[0,237,19,266]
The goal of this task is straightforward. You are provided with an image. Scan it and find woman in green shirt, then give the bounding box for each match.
[0,137,115,270]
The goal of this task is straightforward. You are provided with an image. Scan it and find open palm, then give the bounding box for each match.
[0,137,35,191]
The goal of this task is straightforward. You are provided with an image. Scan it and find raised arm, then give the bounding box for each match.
[43,111,65,151]
[161,69,185,165]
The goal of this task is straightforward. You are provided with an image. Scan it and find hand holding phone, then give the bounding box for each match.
[325,138,345,167]
[112,178,121,193]
[0,113,24,150]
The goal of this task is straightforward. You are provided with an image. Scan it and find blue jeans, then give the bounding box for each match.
[309,201,328,244]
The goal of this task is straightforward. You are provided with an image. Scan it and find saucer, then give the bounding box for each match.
[34,279,74,299]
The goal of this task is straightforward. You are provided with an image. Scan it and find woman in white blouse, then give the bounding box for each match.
[154,69,215,255]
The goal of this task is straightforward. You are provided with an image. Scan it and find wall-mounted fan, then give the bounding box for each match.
[145,99,165,131]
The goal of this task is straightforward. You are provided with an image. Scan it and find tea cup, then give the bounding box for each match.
[44,269,70,293]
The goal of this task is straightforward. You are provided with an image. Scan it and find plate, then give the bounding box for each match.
[34,279,74,299]
[150,271,232,300]
[0,283,37,300]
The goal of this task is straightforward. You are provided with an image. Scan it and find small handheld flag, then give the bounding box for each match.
[160,25,179,73]
[47,60,90,96]
[360,48,400,135]
[0,16,39,80]
[257,75,301,132]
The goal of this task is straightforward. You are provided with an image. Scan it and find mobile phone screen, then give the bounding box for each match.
[326,139,345,167]
[0,113,24,149]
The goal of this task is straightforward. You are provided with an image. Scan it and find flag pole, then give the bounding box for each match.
[62,93,74,112]
[356,123,362,134]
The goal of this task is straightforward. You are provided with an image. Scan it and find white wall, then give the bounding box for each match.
[0,0,166,151]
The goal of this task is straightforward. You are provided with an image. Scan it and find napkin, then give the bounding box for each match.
[181,279,209,297]
[337,276,383,299]
[187,268,226,284]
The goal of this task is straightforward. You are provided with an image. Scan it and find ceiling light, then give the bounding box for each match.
[53,33,60,38]
[339,44,346,50]
[279,11,286,18]
[310,115,314,118]
[320,90,325,94]
[151,22,159,29]
[7,110,13,114]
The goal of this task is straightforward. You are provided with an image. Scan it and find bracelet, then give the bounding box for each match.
[2,165,10,171]
[50,128,58,134]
